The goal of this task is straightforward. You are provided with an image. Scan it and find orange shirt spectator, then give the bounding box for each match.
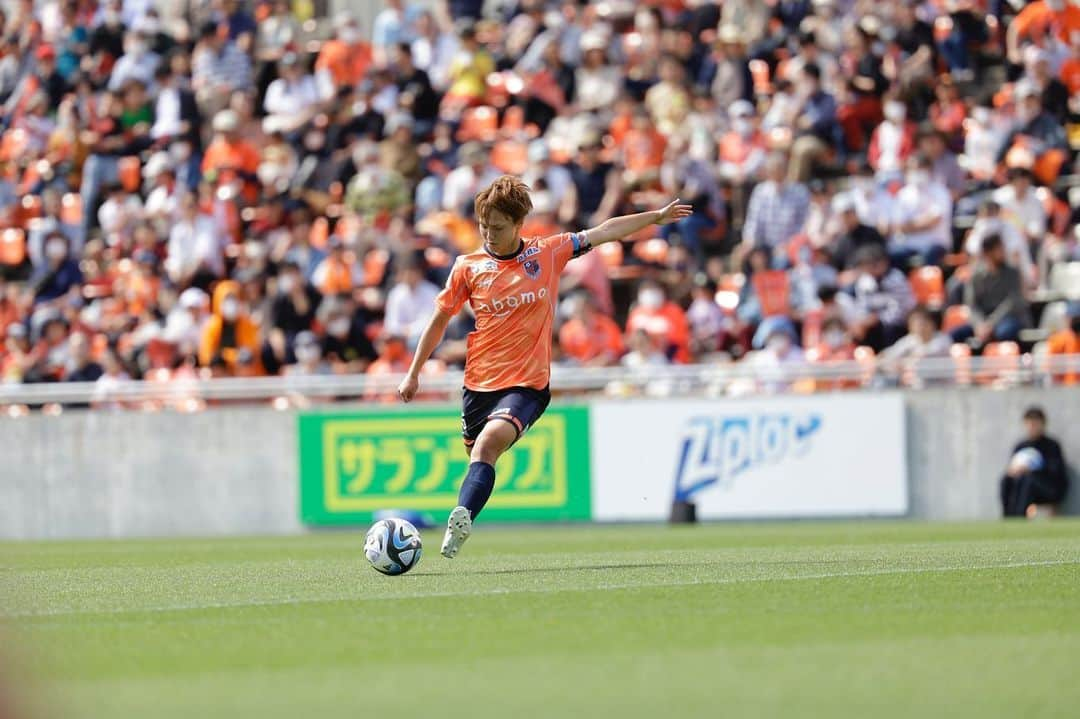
[623,121,667,174]
[1060,53,1080,95]
[199,280,262,370]
[625,282,691,363]
[316,37,373,90]
[312,240,357,295]
[1011,0,1080,46]
[558,300,624,365]
[1047,315,1080,385]
[202,110,261,201]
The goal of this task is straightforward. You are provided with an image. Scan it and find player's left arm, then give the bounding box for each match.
[582,199,693,247]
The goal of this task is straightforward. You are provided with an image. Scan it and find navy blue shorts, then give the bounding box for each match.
[461,386,551,448]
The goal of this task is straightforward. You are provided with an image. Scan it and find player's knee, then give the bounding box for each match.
[471,426,515,464]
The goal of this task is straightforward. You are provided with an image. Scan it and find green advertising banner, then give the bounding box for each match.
[299,405,591,524]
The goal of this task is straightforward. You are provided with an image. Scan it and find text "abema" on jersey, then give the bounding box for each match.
[473,286,550,317]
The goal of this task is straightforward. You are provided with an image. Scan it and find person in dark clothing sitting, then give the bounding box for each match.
[1001,407,1069,517]
[954,233,1030,345]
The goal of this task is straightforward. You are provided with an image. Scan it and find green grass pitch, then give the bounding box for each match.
[3,521,1080,718]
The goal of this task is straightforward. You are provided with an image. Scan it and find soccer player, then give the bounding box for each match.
[398,175,691,558]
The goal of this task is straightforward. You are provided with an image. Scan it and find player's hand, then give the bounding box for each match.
[655,199,693,226]
[397,374,419,403]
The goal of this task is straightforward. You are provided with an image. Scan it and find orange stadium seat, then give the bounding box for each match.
[942,305,971,333]
[457,105,499,143]
[909,266,945,308]
[60,192,82,225]
[491,140,528,175]
[118,156,142,192]
[950,342,972,386]
[0,228,26,266]
[752,270,790,318]
[978,341,1021,386]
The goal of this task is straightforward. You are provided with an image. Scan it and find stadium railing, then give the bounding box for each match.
[1,353,1080,410]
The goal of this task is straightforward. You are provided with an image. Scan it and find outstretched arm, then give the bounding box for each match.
[397,308,453,403]
[583,199,693,247]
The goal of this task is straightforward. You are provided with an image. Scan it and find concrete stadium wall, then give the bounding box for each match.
[2,388,1078,540]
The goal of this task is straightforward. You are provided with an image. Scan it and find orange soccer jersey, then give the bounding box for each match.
[436,232,590,391]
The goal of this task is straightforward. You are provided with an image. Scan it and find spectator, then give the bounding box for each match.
[263,52,325,136]
[165,191,223,289]
[2,323,33,384]
[384,257,440,348]
[686,277,729,358]
[108,27,159,91]
[263,261,320,372]
[965,200,1037,291]
[410,11,458,92]
[869,98,915,175]
[558,293,624,366]
[849,245,916,352]
[440,141,500,216]
[284,330,330,376]
[312,237,360,297]
[575,30,620,114]
[442,22,493,116]
[372,0,418,67]
[31,234,82,305]
[1000,407,1069,517]
[319,294,377,373]
[717,99,767,226]
[749,315,806,394]
[92,347,131,409]
[162,287,210,348]
[199,280,260,370]
[1047,303,1080,385]
[1006,0,1080,67]
[201,109,261,202]
[788,63,838,182]
[392,43,439,135]
[566,134,618,228]
[743,152,811,264]
[191,20,251,118]
[813,316,856,362]
[879,305,952,364]
[831,193,887,274]
[956,234,1031,345]
[997,82,1068,185]
[891,154,952,268]
[621,328,669,368]
[315,12,372,94]
[991,168,1046,249]
[64,332,103,383]
[625,280,690,364]
[917,126,966,199]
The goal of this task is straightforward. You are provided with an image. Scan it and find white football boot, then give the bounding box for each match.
[440,506,473,559]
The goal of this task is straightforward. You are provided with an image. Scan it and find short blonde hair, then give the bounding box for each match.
[475,175,532,224]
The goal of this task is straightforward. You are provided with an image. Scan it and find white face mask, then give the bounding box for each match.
[46,240,67,260]
[278,274,297,294]
[221,298,240,321]
[328,317,351,338]
[638,288,664,310]
[823,329,846,349]
[907,170,929,187]
[972,107,991,125]
[296,345,320,363]
[171,142,192,163]
[732,118,753,137]
[884,102,906,123]
[340,29,359,45]
[1046,0,1065,11]
[767,335,791,354]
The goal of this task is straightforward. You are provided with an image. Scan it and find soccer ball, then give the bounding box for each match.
[364,518,423,575]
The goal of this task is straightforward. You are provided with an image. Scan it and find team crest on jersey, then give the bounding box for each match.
[522,259,541,279]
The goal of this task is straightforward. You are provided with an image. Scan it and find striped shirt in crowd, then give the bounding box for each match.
[192,42,252,94]
[742,180,811,251]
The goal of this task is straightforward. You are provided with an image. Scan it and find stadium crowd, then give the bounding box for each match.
[1,0,1079,401]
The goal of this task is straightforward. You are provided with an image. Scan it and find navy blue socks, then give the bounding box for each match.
[458,462,496,519]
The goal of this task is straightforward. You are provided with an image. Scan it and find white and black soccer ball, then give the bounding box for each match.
[364,518,423,576]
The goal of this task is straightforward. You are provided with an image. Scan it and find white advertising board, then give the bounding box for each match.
[589,394,908,520]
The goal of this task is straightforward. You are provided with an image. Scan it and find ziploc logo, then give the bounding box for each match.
[673,414,823,501]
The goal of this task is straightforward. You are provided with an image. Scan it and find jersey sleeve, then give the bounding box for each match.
[435,257,470,316]
[541,231,593,273]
